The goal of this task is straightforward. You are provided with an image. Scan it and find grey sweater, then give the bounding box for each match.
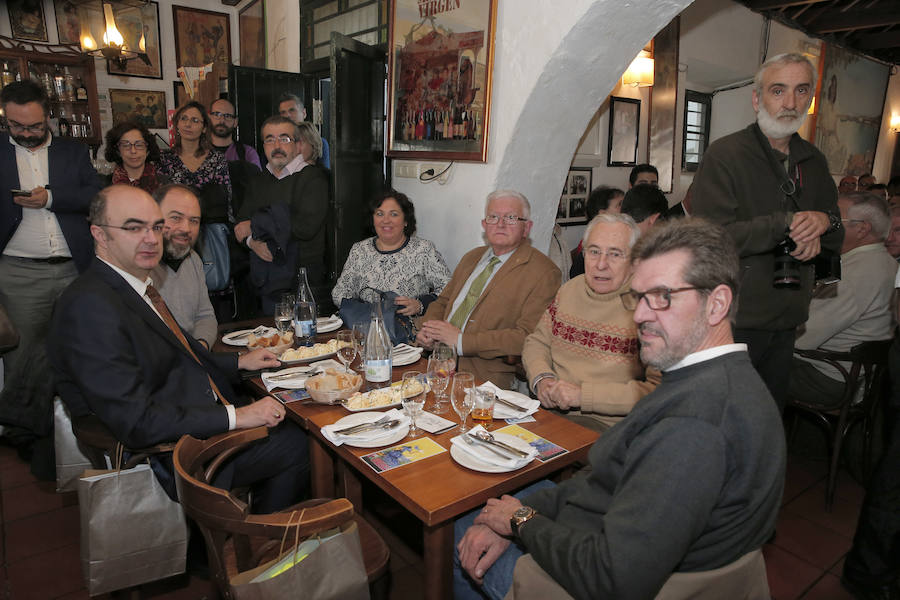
[519,350,785,600]
[151,250,218,348]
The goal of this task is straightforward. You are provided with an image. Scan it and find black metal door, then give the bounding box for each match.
[228,65,309,155]
[328,32,386,286]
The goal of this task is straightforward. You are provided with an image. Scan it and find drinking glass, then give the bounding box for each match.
[472,390,495,424]
[427,342,456,414]
[280,293,297,309]
[352,322,369,364]
[336,331,356,373]
[274,302,293,334]
[451,372,475,434]
[401,371,427,437]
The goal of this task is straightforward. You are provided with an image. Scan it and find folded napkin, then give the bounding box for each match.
[321,409,410,447]
[450,425,537,469]
[317,314,342,328]
[475,382,540,419]
[392,343,423,358]
[261,369,308,392]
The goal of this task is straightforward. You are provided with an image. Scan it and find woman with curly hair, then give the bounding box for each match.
[103,120,168,193]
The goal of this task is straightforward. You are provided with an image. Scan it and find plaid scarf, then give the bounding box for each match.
[111,162,161,194]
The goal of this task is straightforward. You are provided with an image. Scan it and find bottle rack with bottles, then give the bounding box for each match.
[0,35,102,150]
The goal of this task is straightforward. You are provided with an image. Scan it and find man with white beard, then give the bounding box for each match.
[690,53,843,413]
[150,184,218,348]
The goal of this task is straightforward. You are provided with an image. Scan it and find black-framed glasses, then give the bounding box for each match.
[263,135,295,146]
[8,120,47,134]
[620,286,704,311]
[97,223,164,235]
[209,111,235,120]
[484,214,528,225]
[117,141,148,151]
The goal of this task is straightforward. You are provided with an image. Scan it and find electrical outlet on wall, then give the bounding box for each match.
[419,162,451,184]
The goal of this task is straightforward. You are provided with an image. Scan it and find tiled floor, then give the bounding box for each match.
[0,442,866,599]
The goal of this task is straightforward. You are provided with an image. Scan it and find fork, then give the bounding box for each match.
[333,414,393,435]
[472,430,530,458]
[462,433,518,460]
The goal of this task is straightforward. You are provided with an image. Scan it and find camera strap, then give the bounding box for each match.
[752,124,802,212]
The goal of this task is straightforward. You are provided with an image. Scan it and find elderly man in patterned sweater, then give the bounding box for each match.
[523,212,659,431]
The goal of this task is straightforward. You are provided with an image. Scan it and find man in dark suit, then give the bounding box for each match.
[416,190,560,388]
[49,185,308,512]
[0,80,102,456]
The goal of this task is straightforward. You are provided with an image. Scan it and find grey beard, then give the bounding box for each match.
[756,104,806,140]
[163,241,191,261]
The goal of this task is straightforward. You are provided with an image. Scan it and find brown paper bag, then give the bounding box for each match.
[230,519,369,600]
[77,463,188,595]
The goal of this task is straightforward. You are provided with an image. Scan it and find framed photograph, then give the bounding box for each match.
[239,0,266,69]
[106,1,162,79]
[172,5,231,71]
[9,0,48,42]
[608,97,640,167]
[648,18,679,193]
[109,89,168,129]
[557,167,593,226]
[812,43,890,175]
[53,0,81,44]
[173,81,190,109]
[386,0,498,162]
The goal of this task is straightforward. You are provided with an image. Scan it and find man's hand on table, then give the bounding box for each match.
[235,396,285,428]
[419,320,460,347]
[535,378,558,408]
[457,524,511,584]
[238,348,281,370]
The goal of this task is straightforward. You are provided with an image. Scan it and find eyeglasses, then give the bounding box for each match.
[209,111,235,120]
[117,141,148,151]
[97,223,164,235]
[620,286,704,311]
[841,218,865,225]
[263,135,295,146]
[585,247,628,263]
[8,120,46,134]
[484,214,528,225]
[178,115,203,125]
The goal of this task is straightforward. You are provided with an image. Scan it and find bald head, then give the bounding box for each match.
[89,185,164,278]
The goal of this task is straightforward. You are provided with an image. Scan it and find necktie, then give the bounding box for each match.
[145,284,229,406]
[450,256,501,329]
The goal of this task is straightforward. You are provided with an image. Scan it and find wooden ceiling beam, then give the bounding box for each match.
[852,29,900,49]
[807,9,900,33]
[745,0,829,10]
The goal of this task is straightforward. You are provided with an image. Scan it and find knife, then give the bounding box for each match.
[493,395,528,413]
[333,417,397,435]
[463,434,521,460]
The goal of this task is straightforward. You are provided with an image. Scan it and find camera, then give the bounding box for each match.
[773,237,801,289]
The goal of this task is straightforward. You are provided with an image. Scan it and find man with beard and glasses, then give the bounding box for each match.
[454,219,783,600]
[0,80,102,464]
[150,184,217,348]
[691,53,843,413]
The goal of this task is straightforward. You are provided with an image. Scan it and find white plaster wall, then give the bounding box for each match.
[393,0,690,268]
[265,0,300,73]
[872,72,900,183]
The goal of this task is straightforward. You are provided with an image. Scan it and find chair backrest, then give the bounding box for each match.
[794,339,893,411]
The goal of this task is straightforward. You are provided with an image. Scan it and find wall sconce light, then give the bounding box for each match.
[890,114,900,134]
[77,1,149,70]
[622,51,654,88]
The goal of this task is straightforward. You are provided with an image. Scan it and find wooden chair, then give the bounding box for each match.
[173,427,390,599]
[787,339,892,510]
[70,413,174,469]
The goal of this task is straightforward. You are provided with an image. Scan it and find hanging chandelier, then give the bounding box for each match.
[76,1,149,70]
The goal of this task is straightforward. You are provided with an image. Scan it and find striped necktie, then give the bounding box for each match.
[449,256,501,329]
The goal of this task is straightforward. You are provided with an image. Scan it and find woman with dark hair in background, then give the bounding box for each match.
[332,190,451,317]
[569,186,625,278]
[103,121,168,193]
[158,101,232,223]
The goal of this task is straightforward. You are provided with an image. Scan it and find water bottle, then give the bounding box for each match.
[293,267,317,346]
[365,301,392,389]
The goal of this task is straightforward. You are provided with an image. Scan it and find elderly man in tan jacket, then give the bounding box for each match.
[417,190,560,388]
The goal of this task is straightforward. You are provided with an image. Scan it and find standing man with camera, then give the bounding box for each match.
[691,53,843,413]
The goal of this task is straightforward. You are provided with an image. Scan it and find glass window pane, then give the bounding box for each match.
[313,2,338,20]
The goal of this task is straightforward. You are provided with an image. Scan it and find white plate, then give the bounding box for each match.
[261,366,311,390]
[222,327,277,346]
[331,412,409,448]
[317,315,343,333]
[279,350,338,365]
[392,348,424,367]
[450,433,534,473]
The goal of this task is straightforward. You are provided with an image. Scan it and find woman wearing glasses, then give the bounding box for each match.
[159,101,232,224]
[103,121,168,193]
[331,189,451,339]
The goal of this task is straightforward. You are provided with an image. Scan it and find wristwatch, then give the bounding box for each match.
[510,506,537,538]
[826,211,842,233]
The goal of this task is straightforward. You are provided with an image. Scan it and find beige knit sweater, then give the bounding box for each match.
[522,275,660,429]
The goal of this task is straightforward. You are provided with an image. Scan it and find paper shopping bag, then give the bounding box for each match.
[53,398,94,492]
[77,463,188,595]
[230,519,369,600]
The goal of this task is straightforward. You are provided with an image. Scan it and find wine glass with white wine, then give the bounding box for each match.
[451,372,475,434]
[427,342,456,414]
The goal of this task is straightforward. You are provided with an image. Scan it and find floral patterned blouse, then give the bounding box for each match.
[158,149,233,223]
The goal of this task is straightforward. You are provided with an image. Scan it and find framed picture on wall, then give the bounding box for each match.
[53,0,81,44]
[608,97,640,167]
[109,89,168,129]
[557,167,593,226]
[239,0,266,69]
[386,0,498,162]
[106,1,163,79]
[172,5,232,71]
[9,0,49,42]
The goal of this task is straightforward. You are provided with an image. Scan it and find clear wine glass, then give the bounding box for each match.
[427,342,456,414]
[401,371,427,437]
[451,372,475,434]
[274,302,293,335]
[336,330,356,373]
[351,322,368,367]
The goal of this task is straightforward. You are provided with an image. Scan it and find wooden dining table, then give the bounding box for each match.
[216,319,600,599]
